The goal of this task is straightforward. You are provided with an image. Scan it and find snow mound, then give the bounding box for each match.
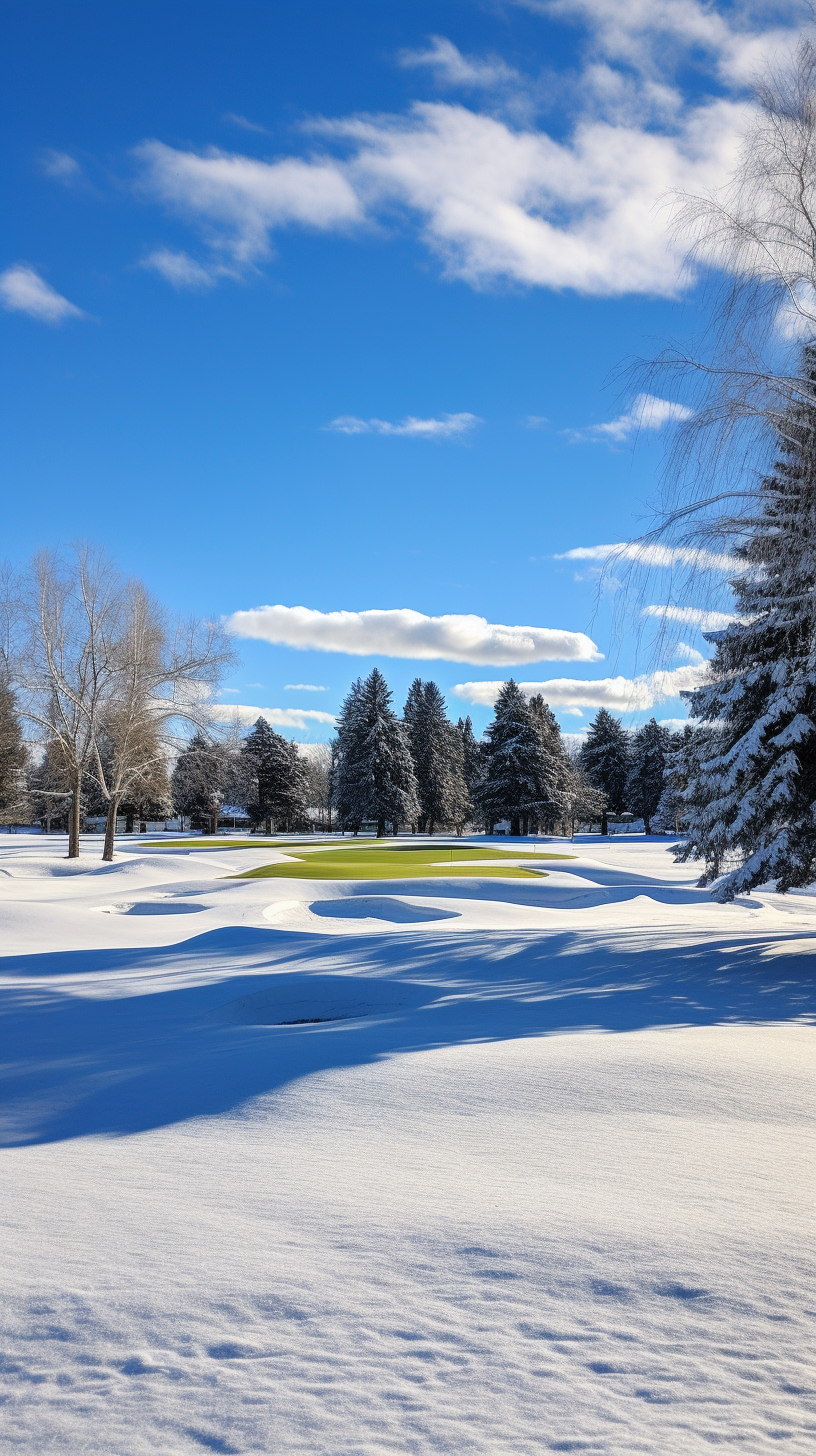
[213,973,423,1026]
[309,896,460,924]
[91,900,208,916]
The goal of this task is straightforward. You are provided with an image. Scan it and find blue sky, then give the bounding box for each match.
[1,1,805,741]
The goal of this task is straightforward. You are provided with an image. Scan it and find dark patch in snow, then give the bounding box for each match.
[656,1282,710,1300]
[185,1431,241,1454]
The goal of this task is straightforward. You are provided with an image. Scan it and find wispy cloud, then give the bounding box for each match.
[226,604,602,665]
[324,412,480,439]
[557,542,740,573]
[284,683,327,692]
[40,149,82,183]
[566,392,693,443]
[643,603,741,629]
[0,265,85,324]
[208,703,336,730]
[675,641,706,664]
[141,248,225,289]
[222,112,269,135]
[399,35,520,91]
[454,663,707,713]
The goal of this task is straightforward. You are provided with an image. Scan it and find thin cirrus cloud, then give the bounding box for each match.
[208,703,336,730]
[126,4,804,299]
[0,265,85,324]
[453,663,707,714]
[226,604,603,666]
[556,541,741,573]
[39,149,83,183]
[284,683,327,692]
[565,393,693,443]
[324,412,480,439]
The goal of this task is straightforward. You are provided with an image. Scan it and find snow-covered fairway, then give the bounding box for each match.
[1,834,814,1455]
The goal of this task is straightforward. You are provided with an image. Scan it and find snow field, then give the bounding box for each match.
[1,833,814,1453]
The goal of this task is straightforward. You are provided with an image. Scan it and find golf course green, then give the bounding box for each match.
[235,843,574,880]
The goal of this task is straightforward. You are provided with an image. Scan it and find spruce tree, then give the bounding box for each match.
[526,694,568,833]
[0,679,29,826]
[579,708,630,834]
[456,716,483,828]
[478,680,553,836]
[242,718,306,833]
[652,725,697,834]
[403,678,468,833]
[625,718,670,834]
[679,347,816,896]
[171,733,232,834]
[333,669,419,836]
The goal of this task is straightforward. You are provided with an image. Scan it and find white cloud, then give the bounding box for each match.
[567,391,692,443]
[399,35,520,90]
[284,683,327,691]
[208,703,336,730]
[131,4,805,299]
[557,541,740,572]
[643,603,740,629]
[142,248,223,288]
[658,717,695,731]
[226,604,603,665]
[222,113,269,135]
[0,265,85,324]
[324,412,480,438]
[135,139,362,269]
[453,662,706,712]
[675,640,706,664]
[40,149,82,182]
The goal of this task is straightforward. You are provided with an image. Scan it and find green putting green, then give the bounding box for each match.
[234,843,574,880]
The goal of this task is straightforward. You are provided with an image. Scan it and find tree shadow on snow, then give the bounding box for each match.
[2,923,815,1146]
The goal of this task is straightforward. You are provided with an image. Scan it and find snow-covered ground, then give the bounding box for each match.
[1,832,814,1454]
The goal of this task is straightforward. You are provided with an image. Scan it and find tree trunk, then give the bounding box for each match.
[601,810,609,836]
[102,798,120,862]
[125,810,134,833]
[376,816,386,838]
[644,816,651,835]
[510,814,520,837]
[68,772,81,858]
[522,814,529,836]
[210,804,219,834]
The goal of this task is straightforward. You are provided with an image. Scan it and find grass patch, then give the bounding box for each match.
[234,844,574,880]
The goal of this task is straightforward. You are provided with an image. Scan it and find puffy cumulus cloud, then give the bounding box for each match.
[226,604,602,665]
[453,662,706,712]
[557,541,740,572]
[324,412,480,438]
[207,703,335,730]
[643,603,741,629]
[566,392,692,443]
[0,265,85,324]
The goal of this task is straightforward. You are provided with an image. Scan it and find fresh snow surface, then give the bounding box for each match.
[1,831,814,1455]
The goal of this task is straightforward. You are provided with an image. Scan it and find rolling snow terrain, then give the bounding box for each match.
[1,832,814,1455]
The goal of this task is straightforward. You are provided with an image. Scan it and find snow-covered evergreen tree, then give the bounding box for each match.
[0,678,29,825]
[561,754,607,835]
[171,733,232,834]
[625,718,670,834]
[652,725,697,834]
[456,715,483,828]
[579,708,630,834]
[478,680,556,835]
[403,678,468,833]
[242,717,307,833]
[333,669,418,837]
[526,694,568,832]
[679,346,816,896]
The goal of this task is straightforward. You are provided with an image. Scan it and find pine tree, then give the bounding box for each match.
[456,716,483,828]
[0,678,29,826]
[579,708,630,834]
[526,694,568,833]
[242,718,307,833]
[171,733,232,834]
[403,679,468,833]
[625,718,670,834]
[478,680,555,836]
[679,346,816,896]
[652,725,697,834]
[333,669,419,836]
